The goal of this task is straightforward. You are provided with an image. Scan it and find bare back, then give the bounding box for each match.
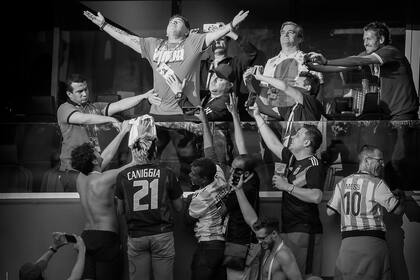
[76,172,118,232]
[261,243,302,280]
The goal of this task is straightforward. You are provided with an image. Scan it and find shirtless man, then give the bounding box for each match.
[70,120,134,280]
[232,175,302,280]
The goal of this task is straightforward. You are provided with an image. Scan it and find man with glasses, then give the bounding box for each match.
[230,173,302,280]
[327,144,405,280]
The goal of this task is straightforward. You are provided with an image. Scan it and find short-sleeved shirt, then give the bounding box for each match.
[274,93,324,122]
[115,163,183,237]
[281,148,325,234]
[262,50,323,107]
[364,45,419,119]
[138,33,207,115]
[57,101,109,171]
[327,172,399,237]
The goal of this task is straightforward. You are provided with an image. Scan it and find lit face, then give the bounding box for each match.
[288,128,310,152]
[213,37,228,53]
[280,24,301,48]
[209,75,232,96]
[365,149,384,177]
[189,166,207,187]
[255,228,276,250]
[166,17,189,38]
[363,30,383,54]
[67,81,89,105]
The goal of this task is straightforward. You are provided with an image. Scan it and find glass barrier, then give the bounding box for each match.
[0,120,419,193]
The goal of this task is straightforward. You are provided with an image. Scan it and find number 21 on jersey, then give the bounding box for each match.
[133,179,159,211]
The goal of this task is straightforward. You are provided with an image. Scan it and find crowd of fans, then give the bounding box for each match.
[17,6,419,280]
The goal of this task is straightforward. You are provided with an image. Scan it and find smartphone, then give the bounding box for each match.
[246,92,257,108]
[230,168,244,187]
[64,234,77,243]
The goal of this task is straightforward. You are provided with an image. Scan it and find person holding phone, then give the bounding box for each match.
[19,232,86,280]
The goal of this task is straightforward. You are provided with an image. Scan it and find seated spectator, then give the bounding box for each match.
[19,232,85,280]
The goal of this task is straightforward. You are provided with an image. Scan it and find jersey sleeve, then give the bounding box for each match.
[327,183,341,214]
[57,103,78,124]
[376,180,399,213]
[137,37,161,62]
[187,33,207,54]
[372,45,399,65]
[166,169,183,200]
[305,164,326,191]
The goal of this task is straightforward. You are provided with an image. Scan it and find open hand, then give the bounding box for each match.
[225,92,238,115]
[144,89,162,106]
[231,10,249,28]
[165,73,186,96]
[83,10,105,27]
[120,120,132,134]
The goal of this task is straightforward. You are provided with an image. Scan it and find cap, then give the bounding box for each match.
[213,64,235,83]
[19,262,43,280]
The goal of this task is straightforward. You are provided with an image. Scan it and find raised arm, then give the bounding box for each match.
[107,89,161,116]
[66,235,86,280]
[100,120,132,170]
[83,11,143,54]
[226,93,247,154]
[307,52,381,67]
[233,175,258,228]
[68,112,119,126]
[198,106,216,159]
[250,104,285,160]
[205,10,249,47]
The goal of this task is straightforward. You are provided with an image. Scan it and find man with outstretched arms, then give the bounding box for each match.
[84,10,249,117]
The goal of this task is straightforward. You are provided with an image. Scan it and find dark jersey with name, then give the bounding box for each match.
[116,163,183,237]
[281,148,326,234]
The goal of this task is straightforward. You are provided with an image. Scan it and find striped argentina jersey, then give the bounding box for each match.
[327,172,399,233]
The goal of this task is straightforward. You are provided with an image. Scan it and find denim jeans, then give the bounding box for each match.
[127,231,175,280]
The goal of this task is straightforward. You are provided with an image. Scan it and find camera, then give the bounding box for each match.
[246,92,258,108]
[64,234,77,243]
[203,23,224,33]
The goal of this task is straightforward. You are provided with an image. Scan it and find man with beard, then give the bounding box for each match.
[84,10,249,118]
[250,103,325,278]
[306,21,418,120]
[327,145,405,280]
[231,174,302,280]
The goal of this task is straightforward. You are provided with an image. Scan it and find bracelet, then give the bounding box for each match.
[289,185,295,194]
[228,22,234,31]
[99,21,107,31]
[49,246,57,253]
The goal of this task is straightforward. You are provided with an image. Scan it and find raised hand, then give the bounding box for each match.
[52,232,69,249]
[243,67,254,85]
[83,10,105,27]
[226,92,238,115]
[165,73,186,97]
[144,89,162,106]
[306,52,327,65]
[231,10,249,28]
[120,120,132,134]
